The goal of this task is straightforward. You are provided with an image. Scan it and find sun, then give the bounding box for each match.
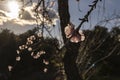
[7,1,20,19]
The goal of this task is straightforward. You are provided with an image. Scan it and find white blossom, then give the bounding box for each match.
[37,33,42,37]
[19,46,22,50]
[8,65,13,71]
[64,24,74,38]
[64,23,85,43]
[43,59,49,65]
[16,50,20,54]
[16,56,21,61]
[24,45,28,49]
[33,52,41,59]
[28,47,32,51]
[43,68,48,73]
[31,52,34,56]
[39,50,46,55]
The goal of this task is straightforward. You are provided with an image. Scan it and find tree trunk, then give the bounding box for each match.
[58,0,82,80]
[58,0,70,43]
[63,42,82,80]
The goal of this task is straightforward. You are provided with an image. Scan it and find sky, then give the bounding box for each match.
[0,0,120,35]
[69,0,120,30]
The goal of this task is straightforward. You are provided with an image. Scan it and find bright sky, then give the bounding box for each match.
[0,0,120,34]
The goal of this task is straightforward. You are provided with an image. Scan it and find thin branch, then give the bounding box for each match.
[83,44,119,79]
[96,15,120,26]
[89,34,110,53]
[35,0,42,12]
[76,0,102,31]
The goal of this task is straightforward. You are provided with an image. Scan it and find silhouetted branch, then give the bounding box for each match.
[35,0,42,12]
[76,0,102,31]
[83,44,119,79]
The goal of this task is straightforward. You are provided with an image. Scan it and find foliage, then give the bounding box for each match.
[0,26,120,80]
[0,29,17,79]
[0,28,61,80]
[76,26,120,80]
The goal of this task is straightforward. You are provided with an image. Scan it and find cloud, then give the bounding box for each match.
[0,2,59,26]
[0,10,6,17]
[0,10,9,25]
[0,20,35,34]
[0,0,9,11]
[20,3,59,26]
[0,3,36,26]
[0,1,59,34]
[20,10,35,20]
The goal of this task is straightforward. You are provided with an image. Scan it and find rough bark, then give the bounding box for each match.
[58,0,82,80]
[58,0,70,43]
[63,42,82,80]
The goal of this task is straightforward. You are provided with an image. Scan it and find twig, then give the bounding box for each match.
[83,44,119,79]
[76,0,102,31]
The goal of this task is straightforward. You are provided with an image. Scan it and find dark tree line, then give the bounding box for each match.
[0,28,60,80]
[0,25,120,80]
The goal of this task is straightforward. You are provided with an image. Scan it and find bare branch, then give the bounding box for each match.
[76,0,102,31]
[83,44,119,79]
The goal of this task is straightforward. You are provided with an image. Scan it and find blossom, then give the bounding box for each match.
[64,23,85,43]
[16,56,21,61]
[28,47,32,51]
[29,35,36,40]
[39,50,46,55]
[31,52,34,56]
[70,30,85,43]
[16,50,20,54]
[24,45,28,49]
[32,51,45,59]
[43,59,49,65]
[43,68,48,73]
[64,24,74,38]
[33,52,41,59]
[8,65,13,71]
[37,33,43,37]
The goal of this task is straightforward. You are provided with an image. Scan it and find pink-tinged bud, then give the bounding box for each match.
[65,23,85,43]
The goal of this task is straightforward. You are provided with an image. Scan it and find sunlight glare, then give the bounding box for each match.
[7,1,20,19]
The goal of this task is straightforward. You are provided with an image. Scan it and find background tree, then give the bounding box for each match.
[0,29,17,79]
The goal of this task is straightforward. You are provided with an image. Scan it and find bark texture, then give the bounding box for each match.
[58,0,82,80]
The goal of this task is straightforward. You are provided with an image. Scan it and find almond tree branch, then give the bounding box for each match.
[76,0,102,31]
